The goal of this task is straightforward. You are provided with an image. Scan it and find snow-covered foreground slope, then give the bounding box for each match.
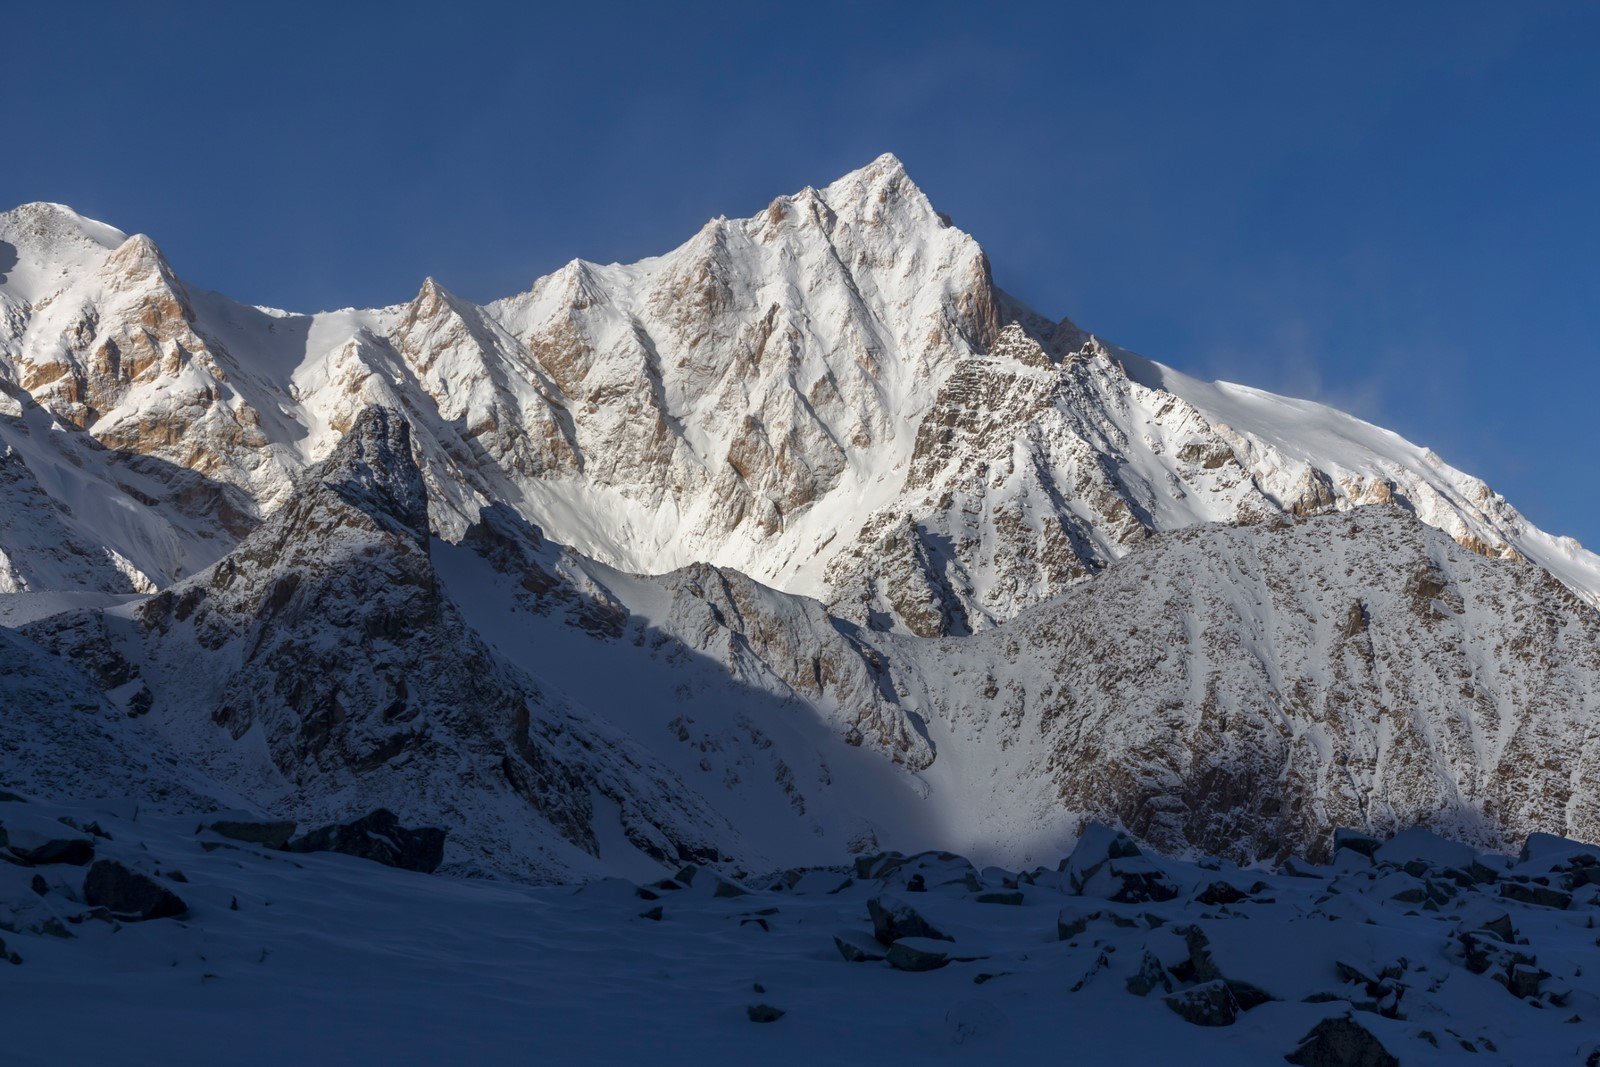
[5,796,1600,1066]
[1,158,1596,623]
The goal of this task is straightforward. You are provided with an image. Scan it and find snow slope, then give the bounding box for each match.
[4,796,1598,1066]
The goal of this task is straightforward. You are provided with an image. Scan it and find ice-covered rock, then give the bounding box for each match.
[82,859,187,921]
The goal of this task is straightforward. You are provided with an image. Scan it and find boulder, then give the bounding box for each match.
[82,861,188,921]
[1518,832,1600,867]
[766,868,805,891]
[284,810,446,873]
[1126,950,1173,996]
[866,894,952,945]
[1372,829,1476,873]
[1285,1015,1398,1066]
[886,937,953,972]
[1061,824,1140,886]
[0,813,95,867]
[672,863,749,898]
[1225,978,1278,1012]
[1163,980,1238,1026]
[1368,872,1426,905]
[1500,881,1571,910]
[860,851,983,894]
[1336,960,1379,988]
[1506,963,1550,1000]
[974,891,1023,906]
[1453,907,1515,943]
[833,929,887,963]
[1467,860,1503,885]
[980,866,1018,888]
[855,851,904,879]
[1099,860,1179,903]
[1421,877,1458,906]
[1056,908,1141,941]
[573,877,648,903]
[1458,930,1536,977]
[203,817,297,849]
[785,869,853,895]
[746,1004,785,1023]
[712,878,749,899]
[56,817,112,840]
[1169,924,1223,984]
[1195,880,1250,906]
[1332,829,1382,859]
[7,835,94,867]
[1278,857,1324,879]
[1064,823,1141,866]
[1057,911,1090,941]
[1062,827,1179,903]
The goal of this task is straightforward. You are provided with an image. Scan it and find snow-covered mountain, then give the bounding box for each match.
[3,157,1594,617]
[3,156,1598,883]
[881,507,1600,863]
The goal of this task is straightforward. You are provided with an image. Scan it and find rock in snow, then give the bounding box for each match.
[1285,1016,1399,1067]
[283,810,446,874]
[202,817,297,850]
[866,894,954,945]
[81,859,187,921]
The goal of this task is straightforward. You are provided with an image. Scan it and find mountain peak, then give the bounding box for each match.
[102,232,174,278]
[410,275,465,315]
[819,152,931,219]
[860,151,909,178]
[0,201,127,249]
[0,202,130,303]
[316,406,430,544]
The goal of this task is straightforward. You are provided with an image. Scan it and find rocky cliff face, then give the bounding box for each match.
[22,408,737,879]
[4,223,290,506]
[822,329,1287,634]
[885,508,1600,862]
[0,622,217,810]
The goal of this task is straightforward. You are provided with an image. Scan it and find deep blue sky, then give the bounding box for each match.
[8,2,1598,547]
